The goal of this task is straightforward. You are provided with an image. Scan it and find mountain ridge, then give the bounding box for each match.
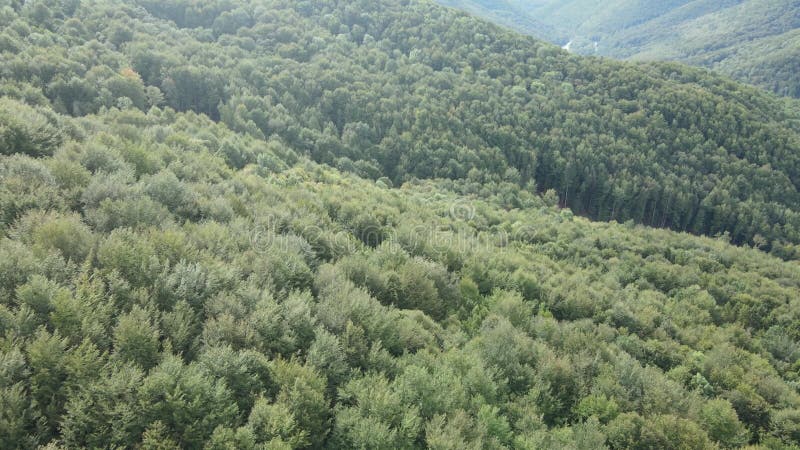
[435,0,800,97]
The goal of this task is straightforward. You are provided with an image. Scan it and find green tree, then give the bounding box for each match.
[113,306,161,370]
[0,98,62,157]
[138,356,238,449]
[699,398,749,448]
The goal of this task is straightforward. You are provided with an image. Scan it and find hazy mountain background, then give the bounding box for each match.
[435,0,800,97]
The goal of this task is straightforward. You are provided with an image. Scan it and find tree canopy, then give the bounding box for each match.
[1,0,800,448]
[438,0,800,98]
[2,0,800,255]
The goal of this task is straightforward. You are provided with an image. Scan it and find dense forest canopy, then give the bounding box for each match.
[2,0,800,448]
[2,96,800,450]
[2,0,800,257]
[436,0,800,98]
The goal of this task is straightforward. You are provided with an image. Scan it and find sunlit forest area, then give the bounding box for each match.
[2,0,800,448]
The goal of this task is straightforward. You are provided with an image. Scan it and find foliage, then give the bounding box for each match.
[1,0,800,253]
[1,0,800,449]
[437,0,800,98]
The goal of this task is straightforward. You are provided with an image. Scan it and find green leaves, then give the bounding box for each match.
[138,356,239,449]
[0,98,62,158]
[333,373,421,449]
[699,399,749,448]
[2,2,800,448]
[113,306,161,370]
[0,99,798,448]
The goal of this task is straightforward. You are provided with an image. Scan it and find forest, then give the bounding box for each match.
[437,0,800,98]
[1,0,800,448]
[3,0,800,256]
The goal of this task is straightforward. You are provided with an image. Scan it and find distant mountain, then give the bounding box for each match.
[434,0,565,41]
[435,0,800,97]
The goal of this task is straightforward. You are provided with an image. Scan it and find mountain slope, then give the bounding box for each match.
[3,0,800,448]
[436,0,800,97]
[2,94,800,449]
[3,0,800,256]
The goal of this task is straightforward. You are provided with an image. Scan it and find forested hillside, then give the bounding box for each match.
[436,0,800,97]
[3,0,800,257]
[2,85,800,449]
[3,0,800,448]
